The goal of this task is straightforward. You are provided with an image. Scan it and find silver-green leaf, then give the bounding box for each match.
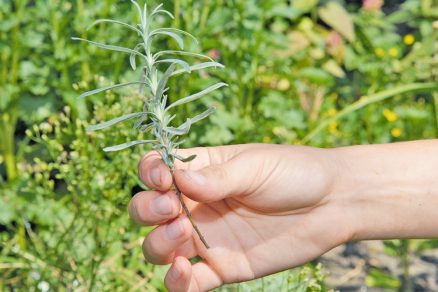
[172,153,197,162]
[151,28,198,44]
[131,0,145,28]
[164,126,188,136]
[103,140,156,152]
[78,81,148,99]
[154,64,176,101]
[86,19,142,35]
[130,43,144,70]
[149,31,184,49]
[72,37,146,59]
[154,50,214,62]
[155,59,191,73]
[166,83,227,110]
[87,112,146,132]
[171,62,224,77]
[187,107,216,125]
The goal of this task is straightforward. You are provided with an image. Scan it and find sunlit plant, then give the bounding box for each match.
[73,1,227,248]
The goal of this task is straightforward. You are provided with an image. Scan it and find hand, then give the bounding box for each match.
[129,144,351,291]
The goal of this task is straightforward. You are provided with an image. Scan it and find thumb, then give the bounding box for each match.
[174,156,253,203]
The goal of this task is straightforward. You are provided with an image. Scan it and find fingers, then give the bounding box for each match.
[165,257,223,292]
[129,191,180,226]
[142,216,193,264]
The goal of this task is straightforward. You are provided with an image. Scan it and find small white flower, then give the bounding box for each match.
[37,281,50,292]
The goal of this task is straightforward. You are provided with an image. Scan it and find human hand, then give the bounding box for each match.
[129,144,351,291]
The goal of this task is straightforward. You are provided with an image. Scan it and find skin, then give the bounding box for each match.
[128,140,438,292]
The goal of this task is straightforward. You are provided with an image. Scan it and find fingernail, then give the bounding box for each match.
[152,195,173,216]
[183,170,206,186]
[166,218,184,240]
[169,265,181,280]
[150,167,161,186]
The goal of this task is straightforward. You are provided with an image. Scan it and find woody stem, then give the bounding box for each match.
[171,173,210,249]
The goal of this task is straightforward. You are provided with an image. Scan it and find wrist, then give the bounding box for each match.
[329,141,438,242]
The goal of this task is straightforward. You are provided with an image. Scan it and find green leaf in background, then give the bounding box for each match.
[322,60,346,78]
[366,268,401,289]
[299,67,334,86]
[319,2,355,42]
[292,0,319,12]
[0,85,19,111]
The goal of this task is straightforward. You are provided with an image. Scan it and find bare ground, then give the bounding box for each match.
[318,241,438,292]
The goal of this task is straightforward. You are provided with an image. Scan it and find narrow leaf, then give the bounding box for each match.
[154,9,174,19]
[78,81,147,99]
[151,4,174,19]
[151,28,198,44]
[164,126,188,135]
[143,3,148,23]
[131,0,144,27]
[173,107,215,134]
[140,123,154,132]
[87,112,146,131]
[186,107,216,125]
[171,62,224,77]
[87,19,142,35]
[130,43,144,70]
[150,31,184,49]
[172,153,197,162]
[166,83,227,110]
[155,64,176,101]
[151,3,164,14]
[130,54,137,71]
[72,37,146,59]
[133,113,148,129]
[154,50,214,62]
[156,59,191,73]
[103,140,156,152]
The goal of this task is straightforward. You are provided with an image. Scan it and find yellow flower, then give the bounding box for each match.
[388,47,398,57]
[262,136,271,143]
[403,34,415,45]
[383,109,398,122]
[277,78,290,91]
[329,121,338,134]
[375,47,385,57]
[391,128,402,137]
[327,108,337,116]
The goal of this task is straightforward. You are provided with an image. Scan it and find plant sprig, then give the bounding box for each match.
[73,1,228,249]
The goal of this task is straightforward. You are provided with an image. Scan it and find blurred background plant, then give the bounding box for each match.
[0,0,437,291]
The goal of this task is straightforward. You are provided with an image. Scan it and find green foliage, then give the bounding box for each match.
[1,90,165,290]
[74,1,226,169]
[1,0,438,290]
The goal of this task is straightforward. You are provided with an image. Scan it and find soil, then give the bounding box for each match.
[318,241,438,292]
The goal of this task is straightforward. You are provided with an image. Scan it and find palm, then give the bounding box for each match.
[132,144,341,290]
[180,152,335,285]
